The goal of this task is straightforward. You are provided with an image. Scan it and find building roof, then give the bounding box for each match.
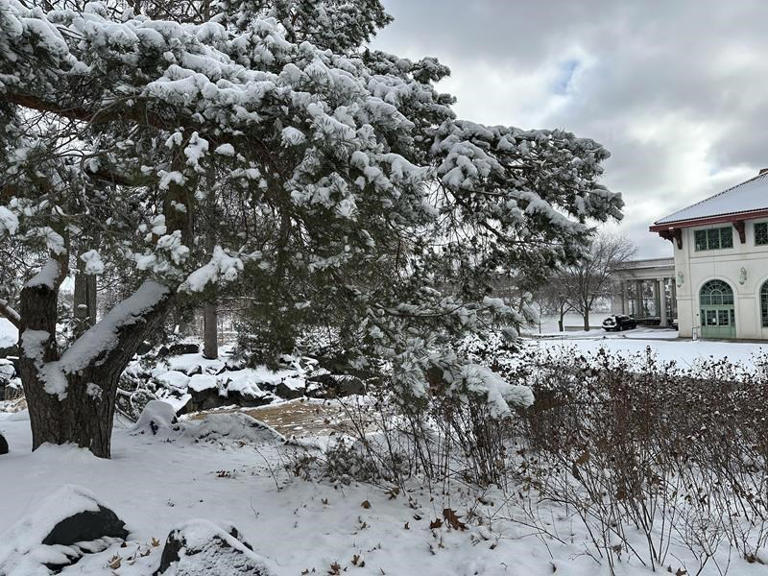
[616,257,674,271]
[652,171,768,229]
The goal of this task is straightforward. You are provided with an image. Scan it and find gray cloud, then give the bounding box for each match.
[372,0,768,257]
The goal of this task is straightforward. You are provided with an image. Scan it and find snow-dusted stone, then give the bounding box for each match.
[0,433,7,455]
[0,344,17,359]
[188,374,218,393]
[188,413,285,446]
[133,400,179,436]
[169,342,200,356]
[0,485,128,574]
[156,370,192,391]
[154,520,276,576]
[306,373,365,398]
[274,381,304,400]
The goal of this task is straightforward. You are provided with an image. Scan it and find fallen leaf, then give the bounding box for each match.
[443,508,467,531]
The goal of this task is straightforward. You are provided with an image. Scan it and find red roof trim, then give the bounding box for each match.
[650,208,768,232]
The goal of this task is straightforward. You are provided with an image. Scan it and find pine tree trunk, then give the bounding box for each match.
[19,273,173,458]
[22,366,121,457]
[203,302,218,360]
[73,270,97,334]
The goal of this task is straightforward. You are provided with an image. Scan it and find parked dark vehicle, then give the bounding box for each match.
[602,315,637,331]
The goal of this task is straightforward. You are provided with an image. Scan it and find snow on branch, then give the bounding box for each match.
[25,260,61,290]
[180,247,244,293]
[39,280,170,399]
[0,299,21,329]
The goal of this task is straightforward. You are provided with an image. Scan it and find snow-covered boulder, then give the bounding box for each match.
[155,520,276,576]
[306,373,365,398]
[156,370,192,391]
[187,413,285,446]
[133,400,178,436]
[0,485,128,574]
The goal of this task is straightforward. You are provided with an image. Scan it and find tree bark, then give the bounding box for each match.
[202,301,218,360]
[583,309,590,332]
[19,273,173,458]
[73,264,98,335]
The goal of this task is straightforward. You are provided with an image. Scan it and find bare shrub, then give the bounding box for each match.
[515,347,768,574]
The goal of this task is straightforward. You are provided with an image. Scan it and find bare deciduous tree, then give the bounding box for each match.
[560,233,636,331]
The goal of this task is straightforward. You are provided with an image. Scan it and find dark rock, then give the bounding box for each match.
[0,433,7,455]
[224,357,246,372]
[43,505,129,546]
[0,344,17,359]
[169,342,200,356]
[155,520,275,575]
[136,340,153,355]
[186,388,273,413]
[157,345,170,358]
[306,373,365,398]
[275,382,304,400]
[0,486,129,574]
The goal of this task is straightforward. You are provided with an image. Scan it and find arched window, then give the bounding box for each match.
[699,280,736,338]
[761,282,768,328]
[700,280,734,306]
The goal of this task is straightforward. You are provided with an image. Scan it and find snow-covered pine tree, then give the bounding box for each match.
[0,0,623,457]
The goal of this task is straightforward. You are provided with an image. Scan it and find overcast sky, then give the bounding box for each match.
[371,0,768,258]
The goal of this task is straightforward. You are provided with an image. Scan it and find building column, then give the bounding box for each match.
[621,281,627,314]
[635,280,644,318]
[659,278,667,326]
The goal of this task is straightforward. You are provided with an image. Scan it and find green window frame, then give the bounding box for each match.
[694,226,733,251]
[756,222,768,246]
[762,282,768,328]
[700,279,734,306]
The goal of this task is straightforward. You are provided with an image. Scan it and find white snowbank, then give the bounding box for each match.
[185,412,285,446]
[0,318,17,348]
[132,400,178,436]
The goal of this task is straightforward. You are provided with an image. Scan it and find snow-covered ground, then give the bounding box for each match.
[0,318,16,348]
[526,328,768,368]
[0,410,619,576]
[521,312,613,334]
[3,334,768,575]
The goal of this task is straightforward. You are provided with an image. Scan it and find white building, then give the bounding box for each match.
[610,258,676,326]
[650,169,768,340]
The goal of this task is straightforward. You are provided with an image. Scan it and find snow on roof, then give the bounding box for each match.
[655,171,768,225]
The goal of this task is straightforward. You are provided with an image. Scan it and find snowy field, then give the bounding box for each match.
[521,312,613,334]
[526,328,768,369]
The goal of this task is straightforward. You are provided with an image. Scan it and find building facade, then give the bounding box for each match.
[650,170,768,340]
[610,258,677,326]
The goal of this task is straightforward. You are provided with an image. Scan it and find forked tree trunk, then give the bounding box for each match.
[19,268,173,458]
[202,302,218,360]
